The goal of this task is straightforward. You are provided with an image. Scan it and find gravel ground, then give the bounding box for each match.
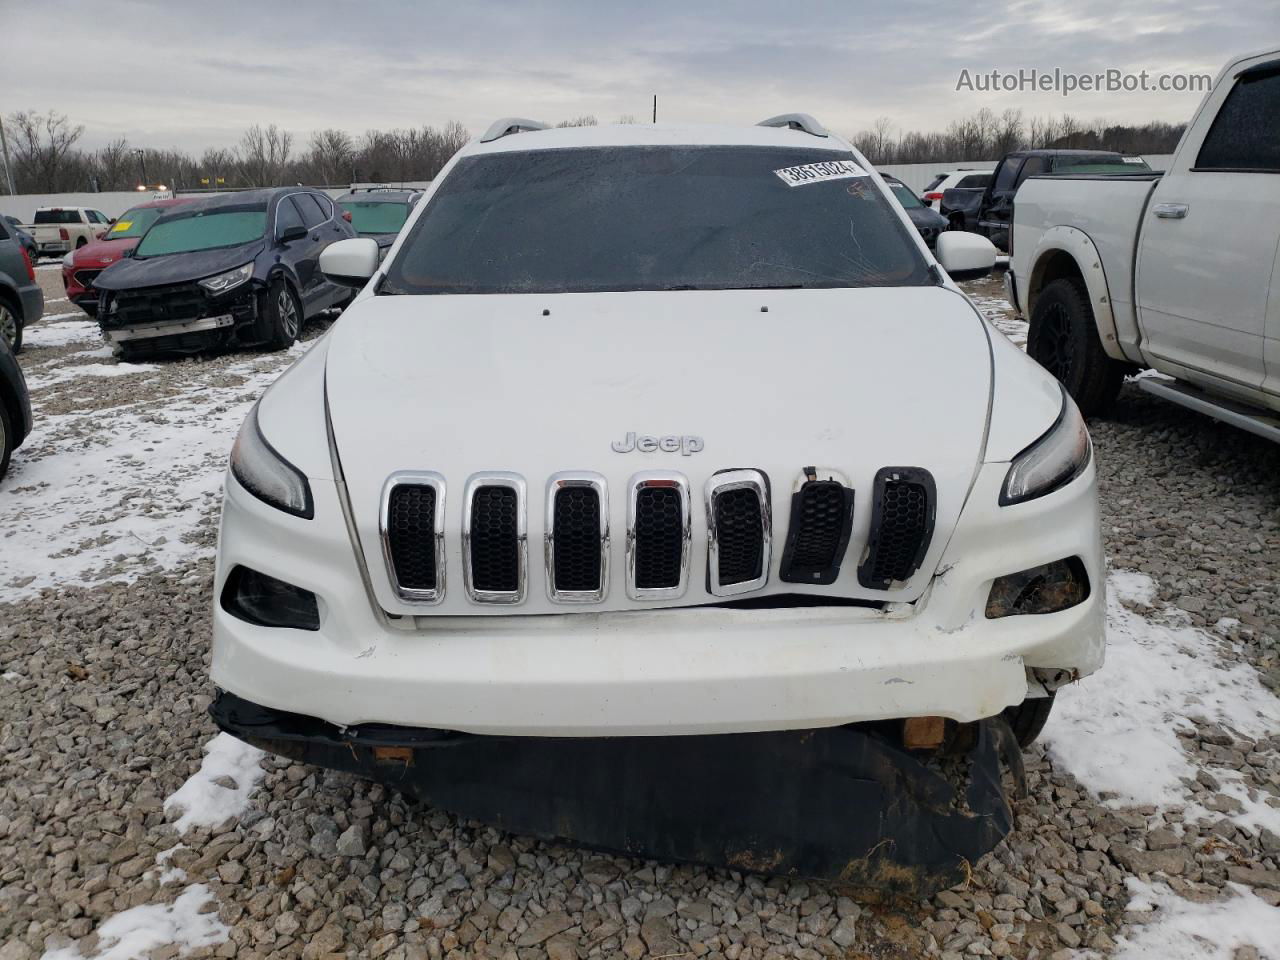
[1,271,1278,960]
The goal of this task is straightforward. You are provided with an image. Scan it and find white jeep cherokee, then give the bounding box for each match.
[210,116,1103,759]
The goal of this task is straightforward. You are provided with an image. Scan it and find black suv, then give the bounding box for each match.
[94,188,356,358]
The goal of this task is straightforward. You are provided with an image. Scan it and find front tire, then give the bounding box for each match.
[1002,694,1055,749]
[262,278,302,351]
[0,297,22,354]
[1027,278,1125,417]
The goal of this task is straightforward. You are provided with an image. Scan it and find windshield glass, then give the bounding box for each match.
[340,200,411,235]
[33,209,83,225]
[104,206,166,240]
[135,205,267,257]
[887,181,924,209]
[1054,156,1152,175]
[384,146,930,295]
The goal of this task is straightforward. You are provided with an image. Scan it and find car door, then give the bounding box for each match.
[979,157,1023,250]
[277,195,326,312]
[302,193,351,307]
[1136,56,1280,395]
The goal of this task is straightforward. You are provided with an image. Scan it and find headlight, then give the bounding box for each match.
[199,262,253,295]
[230,404,313,518]
[1000,388,1091,505]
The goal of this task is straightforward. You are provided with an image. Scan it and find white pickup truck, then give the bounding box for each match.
[1008,47,1280,441]
[24,206,113,258]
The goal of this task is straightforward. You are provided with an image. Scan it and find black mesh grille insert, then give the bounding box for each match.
[714,487,765,586]
[469,486,519,593]
[634,487,683,590]
[387,484,437,591]
[552,486,601,592]
[779,479,854,585]
[858,468,936,590]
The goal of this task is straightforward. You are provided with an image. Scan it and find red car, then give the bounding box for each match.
[62,197,198,316]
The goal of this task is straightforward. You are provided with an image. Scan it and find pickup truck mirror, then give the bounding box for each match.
[935,232,1001,282]
[278,224,309,245]
[319,237,380,288]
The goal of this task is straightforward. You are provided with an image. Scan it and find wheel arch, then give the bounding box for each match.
[266,264,302,302]
[1025,227,1128,363]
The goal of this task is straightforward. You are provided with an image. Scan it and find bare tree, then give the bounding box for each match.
[301,129,355,185]
[555,115,598,128]
[238,124,293,187]
[5,110,85,191]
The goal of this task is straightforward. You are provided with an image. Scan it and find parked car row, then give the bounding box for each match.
[942,150,1153,250]
[0,218,36,480]
[93,188,358,359]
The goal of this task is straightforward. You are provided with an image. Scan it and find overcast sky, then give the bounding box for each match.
[3,0,1272,153]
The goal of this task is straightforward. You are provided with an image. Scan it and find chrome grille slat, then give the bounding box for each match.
[626,472,691,600]
[379,472,446,604]
[545,472,609,603]
[705,470,771,597]
[463,472,527,604]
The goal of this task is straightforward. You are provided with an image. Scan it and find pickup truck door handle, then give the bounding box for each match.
[1153,202,1189,219]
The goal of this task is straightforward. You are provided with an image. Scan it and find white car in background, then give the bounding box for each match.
[921,169,993,209]
[209,115,1104,775]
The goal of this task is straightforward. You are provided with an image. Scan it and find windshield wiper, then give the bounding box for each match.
[659,283,807,292]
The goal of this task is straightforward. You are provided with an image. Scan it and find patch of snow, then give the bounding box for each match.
[149,843,189,885]
[25,361,159,390]
[22,318,100,348]
[164,733,265,834]
[1108,568,1158,607]
[1214,616,1241,635]
[1114,879,1280,959]
[2,671,20,680]
[1044,570,1280,814]
[40,884,228,960]
[971,294,1027,347]
[0,341,309,601]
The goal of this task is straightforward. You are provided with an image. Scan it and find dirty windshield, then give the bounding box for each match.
[134,204,267,257]
[383,146,932,294]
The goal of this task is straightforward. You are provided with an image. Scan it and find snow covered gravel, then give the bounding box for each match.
[1,279,1278,960]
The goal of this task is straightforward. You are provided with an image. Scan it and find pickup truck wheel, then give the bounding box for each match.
[75,237,87,249]
[0,298,21,354]
[0,400,12,483]
[262,279,302,351]
[1028,278,1124,417]
[1001,693,1055,749]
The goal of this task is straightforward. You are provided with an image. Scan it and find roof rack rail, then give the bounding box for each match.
[480,117,550,143]
[757,113,829,138]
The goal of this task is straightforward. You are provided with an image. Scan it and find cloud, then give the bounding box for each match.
[2,0,1267,152]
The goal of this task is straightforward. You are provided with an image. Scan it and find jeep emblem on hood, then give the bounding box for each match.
[612,433,704,456]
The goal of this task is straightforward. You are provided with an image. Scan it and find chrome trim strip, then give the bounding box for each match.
[625,472,691,600]
[705,469,772,597]
[544,472,609,603]
[378,471,446,605]
[462,472,527,605]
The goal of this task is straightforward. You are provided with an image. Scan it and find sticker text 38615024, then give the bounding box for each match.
[773,159,868,187]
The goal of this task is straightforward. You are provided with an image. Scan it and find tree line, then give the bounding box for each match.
[0,112,471,194]
[848,108,1186,164]
[1,108,1188,195]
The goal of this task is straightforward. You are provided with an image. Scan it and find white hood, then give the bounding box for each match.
[325,286,992,615]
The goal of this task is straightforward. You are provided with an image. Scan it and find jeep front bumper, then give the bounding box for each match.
[210,460,1105,737]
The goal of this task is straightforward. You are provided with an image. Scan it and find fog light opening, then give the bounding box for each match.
[985,557,1090,619]
[221,565,321,631]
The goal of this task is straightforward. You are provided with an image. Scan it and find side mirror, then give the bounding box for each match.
[935,232,1000,282]
[278,224,308,245]
[319,237,380,288]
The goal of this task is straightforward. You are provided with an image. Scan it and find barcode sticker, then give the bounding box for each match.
[773,159,868,187]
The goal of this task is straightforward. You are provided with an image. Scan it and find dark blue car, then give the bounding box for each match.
[0,332,31,484]
[93,187,356,359]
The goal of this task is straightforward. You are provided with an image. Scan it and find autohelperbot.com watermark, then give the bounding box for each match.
[956,67,1213,97]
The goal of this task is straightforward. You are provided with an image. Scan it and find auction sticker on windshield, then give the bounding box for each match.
[110,221,132,233]
[773,159,867,187]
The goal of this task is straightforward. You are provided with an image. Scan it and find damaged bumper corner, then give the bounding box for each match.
[211,690,1022,897]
